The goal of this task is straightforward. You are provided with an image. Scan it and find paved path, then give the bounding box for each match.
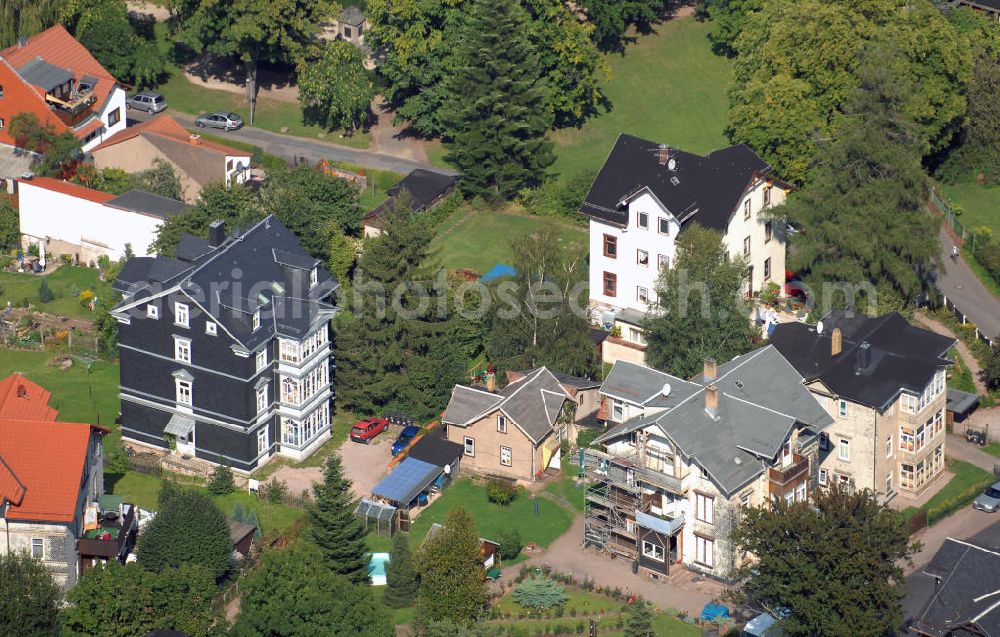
[914,312,987,394]
[128,110,457,176]
[946,433,999,473]
[935,225,1000,343]
[907,505,999,574]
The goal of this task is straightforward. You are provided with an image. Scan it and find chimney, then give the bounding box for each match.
[831,328,842,357]
[856,341,871,373]
[658,144,670,166]
[208,220,226,248]
[705,384,719,419]
[703,358,717,383]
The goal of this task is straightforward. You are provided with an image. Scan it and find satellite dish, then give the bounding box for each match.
[661,383,671,397]
[667,158,677,171]
[443,464,451,475]
[816,320,824,335]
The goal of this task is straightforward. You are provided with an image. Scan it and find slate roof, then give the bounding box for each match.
[442,367,571,444]
[174,236,213,262]
[362,169,458,228]
[510,368,601,390]
[581,133,772,231]
[914,538,1000,637]
[17,57,73,91]
[595,346,833,497]
[959,0,1000,11]
[770,311,954,411]
[113,216,339,350]
[106,190,190,219]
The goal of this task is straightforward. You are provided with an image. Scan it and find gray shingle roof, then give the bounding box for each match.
[915,538,1000,637]
[105,189,189,219]
[17,57,72,91]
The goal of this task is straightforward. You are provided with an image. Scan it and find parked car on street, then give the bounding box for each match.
[973,481,1000,513]
[195,111,244,131]
[391,425,421,456]
[350,417,388,443]
[126,91,167,114]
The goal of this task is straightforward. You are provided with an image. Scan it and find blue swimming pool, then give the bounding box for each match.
[369,552,390,586]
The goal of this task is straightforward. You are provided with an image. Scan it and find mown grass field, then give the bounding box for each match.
[0,266,115,321]
[550,17,732,181]
[943,181,1000,236]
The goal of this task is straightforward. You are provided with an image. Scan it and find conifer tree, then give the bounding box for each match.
[440,0,555,200]
[383,532,418,608]
[416,508,488,627]
[306,452,369,585]
[623,599,656,637]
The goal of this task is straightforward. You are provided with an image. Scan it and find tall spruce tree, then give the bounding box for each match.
[623,599,656,637]
[642,224,758,378]
[306,452,369,585]
[440,0,555,200]
[383,532,419,608]
[334,208,470,419]
[416,508,488,627]
[781,43,939,312]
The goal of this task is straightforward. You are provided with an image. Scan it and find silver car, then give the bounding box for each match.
[973,481,1000,513]
[126,91,167,114]
[195,112,244,131]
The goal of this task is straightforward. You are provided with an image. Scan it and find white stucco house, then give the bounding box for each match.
[581,133,792,365]
[17,176,189,263]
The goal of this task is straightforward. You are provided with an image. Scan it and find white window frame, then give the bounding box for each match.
[612,399,624,422]
[310,267,318,288]
[497,415,507,433]
[279,339,300,364]
[658,217,670,235]
[257,427,269,455]
[838,438,850,461]
[637,286,649,303]
[637,249,649,266]
[256,386,268,414]
[744,199,751,220]
[818,469,828,486]
[175,379,192,406]
[205,321,217,336]
[256,349,267,372]
[31,538,44,559]
[695,535,714,567]
[500,446,512,467]
[838,400,848,418]
[886,473,893,495]
[174,337,191,364]
[695,493,714,525]
[638,212,648,228]
[174,302,189,328]
[886,435,893,459]
[146,304,159,319]
[795,482,807,502]
[642,540,665,562]
[464,436,475,457]
[252,311,261,331]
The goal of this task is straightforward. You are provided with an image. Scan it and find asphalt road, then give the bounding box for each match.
[126,109,458,176]
[936,226,1000,342]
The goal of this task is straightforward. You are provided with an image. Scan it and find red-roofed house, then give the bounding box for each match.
[0,25,127,152]
[91,115,252,202]
[0,413,124,588]
[0,374,59,422]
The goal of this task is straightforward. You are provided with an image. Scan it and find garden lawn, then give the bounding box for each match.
[428,206,587,274]
[0,348,119,426]
[250,409,358,480]
[111,472,306,534]
[985,442,1000,459]
[948,348,978,394]
[151,23,370,148]
[943,181,1000,236]
[0,266,115,321]
[901,460,996,526]
[543,456,586,513]
[550,17,732,181]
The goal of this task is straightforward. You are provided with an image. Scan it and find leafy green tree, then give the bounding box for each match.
[623,599,656,637]
[134,159,184,200]
[0,0,62,49]
[0,552,60,637]
[10,114,82,178]
[207,465,236,495]
[153,183,263,255]
[731,487,916,637]
[94,297,120,355]
[982,344,1000,391]
[231,544,392,637]
[416,507,488,627]
[260,164,364,253]
[137,482,232,580]
[643,224,757,378]
[67,0,163,87]
[484,231,598,379]
[327,230,355,299]
[706,0,762,56]
[0,196,21,252]
[383,531,419,608]
[579,0,673,52]
[62,562,218,637]
[306,452,369,585]
[496,528,523,561]
[780,44,938,311]
[729,0,970,183]
[71,165,137,195]
[334,208,469,418]
[299,40,374,132]
[441,0,554,199]
[167,0,335,104]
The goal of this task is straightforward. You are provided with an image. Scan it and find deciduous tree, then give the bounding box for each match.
[298,40,374,133]
[0,552,60,637]
[66,0,163,87]
[153,183,263,255]
[0,0,62,49]
[643,224,757,378]
[416,507,488,627]
[731,487,917,637]
[0,196,21,252]
[579,0,675,52]
[307,452,369,585]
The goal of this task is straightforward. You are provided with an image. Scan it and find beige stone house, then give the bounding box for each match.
[505,368,602,442]
[771,311,955,500]
[90,116,251,203]
[442,367,573,482]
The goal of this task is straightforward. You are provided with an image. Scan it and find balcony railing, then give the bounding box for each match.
[581,448,684,494]
[768,454,809,487]
[77,503,135,559]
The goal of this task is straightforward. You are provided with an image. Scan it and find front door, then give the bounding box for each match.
[176,427,195,455]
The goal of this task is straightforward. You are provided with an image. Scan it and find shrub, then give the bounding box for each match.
[207,465,236,495]
[59,254,73,265]
[37,279,54,303]
[497,528,524,561]
[513,576,568,610]
[486,479,519,506]
[68,283,80,298]
[79,289,94,308]
[262,477,288,503]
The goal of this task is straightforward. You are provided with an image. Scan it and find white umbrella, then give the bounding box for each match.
[39,242,45,270]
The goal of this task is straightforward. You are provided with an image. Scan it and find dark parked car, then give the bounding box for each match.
[391,425,421,456]
[973,481,1000,513]
[126,91,167,114]
[350,418,388,444]
[195,111,244,131]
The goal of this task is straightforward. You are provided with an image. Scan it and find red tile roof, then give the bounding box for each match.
[0,58,67,147]
[18,176,117,204]
[0,418,101,523]
[91,115,250,157]
[0,374,58,421]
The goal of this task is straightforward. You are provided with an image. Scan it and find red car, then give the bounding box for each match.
[350,417,388,443]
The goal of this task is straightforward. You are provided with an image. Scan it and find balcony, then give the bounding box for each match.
[768,453,809,487]
[581,448,684,495]
[77,502,135,561]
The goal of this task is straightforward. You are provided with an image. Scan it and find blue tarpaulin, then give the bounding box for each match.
[701,603,730,622]
[371,457,442,505]
[480,263,516,283]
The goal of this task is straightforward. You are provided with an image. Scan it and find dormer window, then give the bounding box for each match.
[252,311,261,331]
[147,304,159,319]
[174,303,189,328]
[310,267,318,288]
[205,322,217,336]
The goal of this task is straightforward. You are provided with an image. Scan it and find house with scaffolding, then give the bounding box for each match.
[582,347,832,581]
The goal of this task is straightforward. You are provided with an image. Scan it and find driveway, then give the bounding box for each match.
[936,225,1000,342]
[341,436,394,499]
[127,110,457,176]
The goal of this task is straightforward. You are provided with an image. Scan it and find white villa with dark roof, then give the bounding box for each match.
[581,134,791,363]
[583,346,832,581]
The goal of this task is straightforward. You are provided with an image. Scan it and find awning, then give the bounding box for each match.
[946,388,980,415]
[635,510,684,536]
[164,414,195,436]
[371,457,442,505]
